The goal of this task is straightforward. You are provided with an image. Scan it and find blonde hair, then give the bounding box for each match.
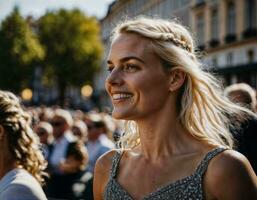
[111,17,255,149]
[0,91,47,185]
[54,108,73,127]
[224,83,256,111]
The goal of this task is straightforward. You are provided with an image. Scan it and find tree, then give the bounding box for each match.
[38,9,103,105]
[0,7,44,93]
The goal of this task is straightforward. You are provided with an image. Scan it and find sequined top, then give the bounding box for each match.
[104,148,226,200]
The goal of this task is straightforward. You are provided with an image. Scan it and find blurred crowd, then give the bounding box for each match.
[26,106,123,200]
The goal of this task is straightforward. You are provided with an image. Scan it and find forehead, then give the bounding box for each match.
[108,33,153,61]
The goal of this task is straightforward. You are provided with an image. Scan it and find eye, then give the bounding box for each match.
[123,64,139,72]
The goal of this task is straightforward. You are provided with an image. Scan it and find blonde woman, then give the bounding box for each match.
[93,17,257,200]
[0,91,47,200]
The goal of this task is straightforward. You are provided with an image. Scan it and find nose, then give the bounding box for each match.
[105,68,124,87]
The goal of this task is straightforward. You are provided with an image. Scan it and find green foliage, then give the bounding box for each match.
[38,9,103,103]
[0,7,44,92]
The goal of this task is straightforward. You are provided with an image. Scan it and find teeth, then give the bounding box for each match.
[112,93,132,100]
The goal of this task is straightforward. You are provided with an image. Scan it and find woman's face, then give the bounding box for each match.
[35,127,49,144]
[105,33,171,120]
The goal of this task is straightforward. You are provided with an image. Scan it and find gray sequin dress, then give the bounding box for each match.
[104,147,226,200]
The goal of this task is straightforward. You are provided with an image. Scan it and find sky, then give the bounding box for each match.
[0,0,115,21]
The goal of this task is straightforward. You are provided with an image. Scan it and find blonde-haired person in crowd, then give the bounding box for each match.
[72,119,88,143]
[225,83,257,174]
[0,90,47,200]
[225,82,256,112]
[94,17,257,200]
[35,121,54,159]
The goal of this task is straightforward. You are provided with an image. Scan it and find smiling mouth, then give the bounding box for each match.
[112,93,133,101]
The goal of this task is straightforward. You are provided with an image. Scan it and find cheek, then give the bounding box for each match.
[105,81,112,98]
[137,78,170,111]
[137,75,169,97]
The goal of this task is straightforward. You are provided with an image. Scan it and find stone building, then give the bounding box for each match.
[191,0,257,87]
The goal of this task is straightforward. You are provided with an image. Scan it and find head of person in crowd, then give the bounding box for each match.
[35,121,53,145]
[26,107,40,128]
[72,109,84,121]
[87,120,107,142]
[86,119,99,142]
[225,83,256,112]
[59,141,88,174]
[51,108,73,140]
[38,106,54,122]
[72,120,88,143]
[0,90,47,184]
[105,17,255,149]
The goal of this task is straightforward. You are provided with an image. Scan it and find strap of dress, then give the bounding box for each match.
[195,147,227,177]
[110,149,124,178]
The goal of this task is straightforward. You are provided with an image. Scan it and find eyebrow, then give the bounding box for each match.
[107,56,145,65]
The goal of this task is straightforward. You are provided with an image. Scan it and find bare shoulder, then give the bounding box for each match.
[93,149,121,200]
[208,149,255,174]
[204,149,257,199]
[95,149,118,172]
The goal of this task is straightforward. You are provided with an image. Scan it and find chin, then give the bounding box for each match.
[111,111,126,119]
[111,109,135,120]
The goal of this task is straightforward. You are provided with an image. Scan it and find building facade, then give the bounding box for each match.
[191,0,257,87]
[96,0,257,108]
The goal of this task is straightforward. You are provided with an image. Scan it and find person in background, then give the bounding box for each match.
[225,83,257,174]
[45,109,75,198]
[225,83,256,112]
[35,121,54,159]
[59,141,93,200]
[72,120,88,143]
[86,119,115,173]
[0,90,47,200]
[97,120,115,150]
[94,17,257,200]
[48,108,75,173]
[38,106,54,123]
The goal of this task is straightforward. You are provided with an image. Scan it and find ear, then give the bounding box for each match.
[0,125,4,140]
[169,69,186,92]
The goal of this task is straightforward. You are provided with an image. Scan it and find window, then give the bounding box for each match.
[173,0,179,9]
[226,52,233,66]
[196,0,205,4]
[227,2,236,35]
[196,14,205,46]
[211,9,219,40]
[245,0,256,29]
[247,49,255,63]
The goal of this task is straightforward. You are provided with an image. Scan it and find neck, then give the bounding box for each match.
[55,133,66,142]
[134,107,201,161]
[0,156,16,180]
